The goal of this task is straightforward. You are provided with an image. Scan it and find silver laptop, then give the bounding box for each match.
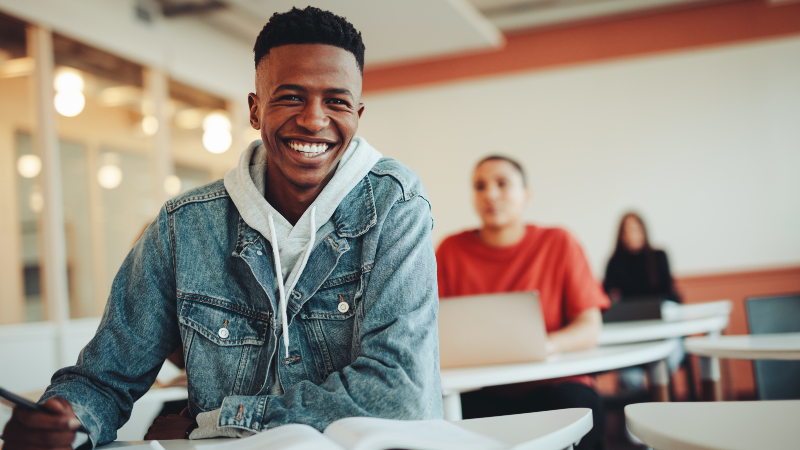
[438,291,548,369]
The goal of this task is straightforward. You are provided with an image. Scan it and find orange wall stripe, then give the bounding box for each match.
[363,0,800,94]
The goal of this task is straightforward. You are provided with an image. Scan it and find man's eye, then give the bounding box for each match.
[281,95,302,101]
[328,99,350,107]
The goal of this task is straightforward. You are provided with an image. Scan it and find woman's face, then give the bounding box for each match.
[622,216,646,252]
[473,160,529,230]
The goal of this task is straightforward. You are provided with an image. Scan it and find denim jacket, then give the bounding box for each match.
[41,158,442,447]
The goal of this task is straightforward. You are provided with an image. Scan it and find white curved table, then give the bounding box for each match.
[684,332,800,360]
[599,316,729,345]
[625,400,800,450]
[101,408,593,450]
[440,340,678,420]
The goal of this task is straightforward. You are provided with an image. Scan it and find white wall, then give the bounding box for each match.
[358,36,800,277]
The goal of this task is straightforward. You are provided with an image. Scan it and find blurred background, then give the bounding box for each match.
[0,0,798,442]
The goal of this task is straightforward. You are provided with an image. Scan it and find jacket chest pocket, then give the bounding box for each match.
[299,275,361,380]
[179,297,270,412]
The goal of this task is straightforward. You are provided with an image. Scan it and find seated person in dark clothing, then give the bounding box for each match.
[603,212,683,391]
[603,212,680,303]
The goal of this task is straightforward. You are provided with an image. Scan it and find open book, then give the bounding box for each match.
[191,417,510,450]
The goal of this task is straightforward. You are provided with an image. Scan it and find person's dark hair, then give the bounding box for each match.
[253,6,365,74]
[475,155,527,187]
[613,212,659,287]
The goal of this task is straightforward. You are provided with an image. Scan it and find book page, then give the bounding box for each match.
[192,424,345,450]
[324,417,509,450]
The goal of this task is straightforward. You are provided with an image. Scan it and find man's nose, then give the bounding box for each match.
[296,100,329,132]
[485,184,500,200]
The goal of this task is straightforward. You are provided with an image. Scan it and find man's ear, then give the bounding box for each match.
[357,102,365,119]
[248,93,260,129]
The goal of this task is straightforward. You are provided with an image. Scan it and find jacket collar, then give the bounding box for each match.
[331,176,376,238]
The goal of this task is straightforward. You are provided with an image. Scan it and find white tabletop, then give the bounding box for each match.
[598,315,729,346]
[625,400,800,450]
[101,408,593,450]
[684,332,800,360]
[441,340,677,394]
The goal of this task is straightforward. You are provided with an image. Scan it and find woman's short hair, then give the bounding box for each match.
[475,155,527,187]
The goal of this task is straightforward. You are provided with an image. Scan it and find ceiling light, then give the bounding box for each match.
[142,115,159,135]
[97,164,123,189]
[203,128,232,154]
[17,154,42,178]
[54,91,86,117]
[54,68,84,92]
[203,112,231,131]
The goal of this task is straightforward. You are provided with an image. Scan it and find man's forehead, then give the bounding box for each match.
[258,44,361,86]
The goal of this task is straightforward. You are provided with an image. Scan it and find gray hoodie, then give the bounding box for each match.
[191,137,381,439]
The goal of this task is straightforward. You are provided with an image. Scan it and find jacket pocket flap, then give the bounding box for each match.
[179,297,268,346]
[299,281,358,321]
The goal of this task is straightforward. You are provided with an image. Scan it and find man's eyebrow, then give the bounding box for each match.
[272,85,354,98]
[273,84,307,94]
[326,88,354,98]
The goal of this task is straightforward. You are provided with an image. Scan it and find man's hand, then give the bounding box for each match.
[144,407,195,440]
[1,397,82,450]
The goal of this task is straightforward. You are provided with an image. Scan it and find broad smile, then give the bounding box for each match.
[284,138,336,158]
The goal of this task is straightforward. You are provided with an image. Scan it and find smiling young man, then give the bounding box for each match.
[2,7,441,449]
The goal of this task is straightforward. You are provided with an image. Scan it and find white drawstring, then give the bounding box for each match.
[267,207,317,358]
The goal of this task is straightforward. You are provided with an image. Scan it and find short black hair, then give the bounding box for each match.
[476,155,527,187]
[253,6,365,74]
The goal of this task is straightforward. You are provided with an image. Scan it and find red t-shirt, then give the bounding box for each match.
[436,225,610,390]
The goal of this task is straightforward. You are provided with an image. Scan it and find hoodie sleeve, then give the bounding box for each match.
[216,193,442,432]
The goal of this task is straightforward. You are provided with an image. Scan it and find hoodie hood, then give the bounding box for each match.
[224,136,382,357]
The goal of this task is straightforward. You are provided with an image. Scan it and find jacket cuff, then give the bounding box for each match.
[218,395,268,432]
[39,394,100,449]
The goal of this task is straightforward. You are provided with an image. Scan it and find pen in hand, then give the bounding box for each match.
[0,386,90,434]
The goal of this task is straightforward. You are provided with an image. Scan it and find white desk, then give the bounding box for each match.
[684,332,800,360]
[440,340,677,420]
[599,316,729,345]
[625,400,800,450]
[101,408,593,450]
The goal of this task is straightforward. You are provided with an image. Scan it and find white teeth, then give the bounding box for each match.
[289,140,329,156]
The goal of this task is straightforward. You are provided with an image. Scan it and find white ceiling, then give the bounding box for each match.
[187,0,726,68]
[195,0,504,67]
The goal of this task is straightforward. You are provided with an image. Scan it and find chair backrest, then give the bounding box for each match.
[745,293,800,400]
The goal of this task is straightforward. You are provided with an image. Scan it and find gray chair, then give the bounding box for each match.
[745,293,800,400]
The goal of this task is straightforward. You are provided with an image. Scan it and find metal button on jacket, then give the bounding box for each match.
[337,302,349,313]
[218,327,229,339]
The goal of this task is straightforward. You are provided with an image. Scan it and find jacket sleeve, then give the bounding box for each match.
[217,195,443,432]
[39,205,181,447]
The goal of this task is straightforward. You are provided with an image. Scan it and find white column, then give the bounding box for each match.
[442,391,463,421]
[0,126,25,324]
[28,25,69,367]
[145,68,174,206]
[85,140,109,317]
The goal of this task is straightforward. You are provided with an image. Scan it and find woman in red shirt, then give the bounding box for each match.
[436,156,610,450]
